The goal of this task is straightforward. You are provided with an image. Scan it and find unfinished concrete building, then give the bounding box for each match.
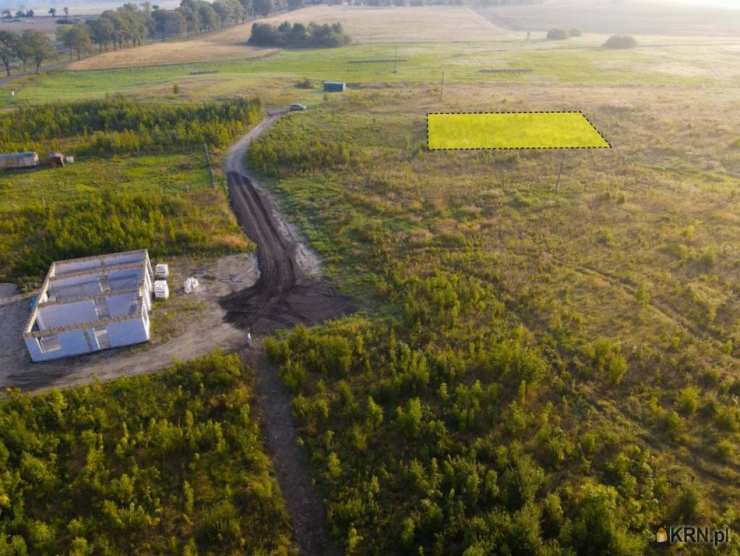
[24,250,154,362]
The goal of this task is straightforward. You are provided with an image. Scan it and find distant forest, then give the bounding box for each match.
[248,21,351,48]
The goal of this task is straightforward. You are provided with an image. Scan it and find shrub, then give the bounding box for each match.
[568,28,582,37]
[546,28,569,40]
[677,386,700,415]
[603,35,638,49]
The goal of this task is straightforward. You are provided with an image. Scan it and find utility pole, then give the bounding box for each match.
[393,46,399,74]
[440,71,445,101]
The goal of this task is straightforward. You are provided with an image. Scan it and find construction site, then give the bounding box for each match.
[23,250,154,362]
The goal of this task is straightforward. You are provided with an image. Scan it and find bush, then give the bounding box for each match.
[0,353,292,554]
[546,28,568,40]
[1,190,231,281]
[0,97,262,152]
[603,35,638,49]
[568,28,582,37]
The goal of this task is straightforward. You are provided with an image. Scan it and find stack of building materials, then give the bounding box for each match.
[154,263,170,299]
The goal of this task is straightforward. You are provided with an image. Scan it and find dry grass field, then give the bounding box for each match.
[478,0,740,36]
[259,5,508,43]
[69,38,277,70]
[70,6,507,70]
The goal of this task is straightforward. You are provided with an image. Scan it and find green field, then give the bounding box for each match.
[427,111,610,149]
[1,7,738,555]
[0,99,258,286]
[250,80,739,554]
[3,38,740,109]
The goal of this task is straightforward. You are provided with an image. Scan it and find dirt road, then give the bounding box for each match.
[221,111,351,333]
[223,111,347,556]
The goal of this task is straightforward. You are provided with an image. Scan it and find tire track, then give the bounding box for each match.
[221,113,349,555]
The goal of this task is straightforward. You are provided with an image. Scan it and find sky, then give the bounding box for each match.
[1,0,739,15]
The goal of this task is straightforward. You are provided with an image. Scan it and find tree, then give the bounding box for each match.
[0,31,18,76]
[87,17,115,50]
[20,30,54,73]
[603,35,637,49]
[152,9,187,38]
[253,0,272,17]
[62,25,92,60]
[48,7,57,17]
[197,3,219,32]
[546,28,568,40]
[2,9,12,19]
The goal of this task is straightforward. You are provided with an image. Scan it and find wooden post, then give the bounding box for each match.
[203,142,216,190]
[555,150,565,192]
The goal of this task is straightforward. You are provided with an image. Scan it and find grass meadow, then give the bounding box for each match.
[3,35,739,109]
[0,6,738,553]
[247,72,739,552]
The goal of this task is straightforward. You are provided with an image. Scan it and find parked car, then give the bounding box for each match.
[289,103,307,111]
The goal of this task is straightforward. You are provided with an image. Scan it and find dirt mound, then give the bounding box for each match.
[220,172,352,334]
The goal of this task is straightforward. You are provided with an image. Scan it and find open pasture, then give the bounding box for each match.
[69,5,507,71]
[478,0,740,36]
[5,32,740,110]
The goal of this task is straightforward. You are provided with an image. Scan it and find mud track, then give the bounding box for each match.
[220,113,351,333]
[221,171,351,332]
[222,113,348,555]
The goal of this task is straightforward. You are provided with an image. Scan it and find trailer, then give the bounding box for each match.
[0,152,39,170]
[323,81,346,93]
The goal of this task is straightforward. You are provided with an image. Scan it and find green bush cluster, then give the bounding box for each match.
[248,132,352,177]
[265,287,678,554]
[248,22,351,49]
[0,190,233,284]
[0,353,293,554]
[0,97,262,154]
[250,103,738,554]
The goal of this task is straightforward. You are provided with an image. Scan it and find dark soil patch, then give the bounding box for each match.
[220,172,353,334]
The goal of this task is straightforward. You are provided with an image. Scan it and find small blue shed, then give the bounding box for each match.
[323,81,346,92]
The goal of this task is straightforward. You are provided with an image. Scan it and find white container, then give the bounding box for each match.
[184,277,199,294]
[155,263,169,279]
[154,280,170,300]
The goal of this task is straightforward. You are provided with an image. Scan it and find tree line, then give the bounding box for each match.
[0,0,300,75]
[0,30,54,75]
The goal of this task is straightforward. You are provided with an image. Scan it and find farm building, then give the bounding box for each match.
[23,250,154,362]
[323,81,346,92]
[0,152,39,170]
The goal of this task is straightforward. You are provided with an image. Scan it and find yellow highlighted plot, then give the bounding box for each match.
[427,112,610,150]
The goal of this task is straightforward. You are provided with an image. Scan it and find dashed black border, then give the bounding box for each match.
[426,110,612,151]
